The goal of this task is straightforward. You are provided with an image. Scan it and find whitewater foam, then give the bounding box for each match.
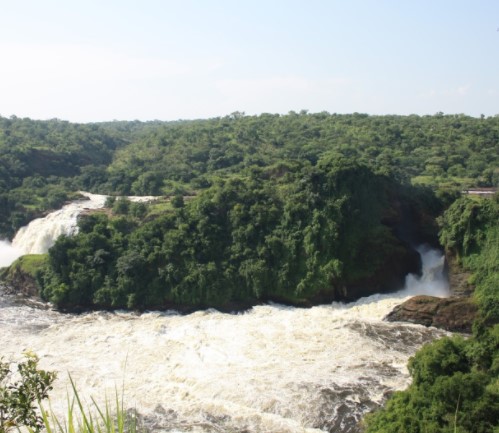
[12,192,108,255]
[9,192,159,258]
[1,281,448,433]
[0,240,22,267]
[402,245,450,297]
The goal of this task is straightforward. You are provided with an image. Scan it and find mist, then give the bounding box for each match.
[0,240,22,268]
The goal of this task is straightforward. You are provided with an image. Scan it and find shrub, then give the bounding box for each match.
[0,353,56,433]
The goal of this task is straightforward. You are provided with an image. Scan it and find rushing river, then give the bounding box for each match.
[0,195,450,433]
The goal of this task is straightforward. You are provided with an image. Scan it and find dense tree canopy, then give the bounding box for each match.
[1,112,498,238]
[39,159,435,310]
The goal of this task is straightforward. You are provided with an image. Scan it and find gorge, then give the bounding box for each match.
[0,113,496,433]
[0,195,451,433]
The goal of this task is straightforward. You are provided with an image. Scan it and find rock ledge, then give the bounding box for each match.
[385,295,477,333]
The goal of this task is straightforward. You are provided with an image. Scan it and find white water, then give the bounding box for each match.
[0,266,449,432]
[7,192,108,256]
[403,245,450,297]
[0,240,22,267]
[0,290,447,433]
[0,192,157,262]
[0,196,451,432]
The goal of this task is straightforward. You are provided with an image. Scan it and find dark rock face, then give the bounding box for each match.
[1,266,40,298]
[343,246,421,302]
[385,295,477,333]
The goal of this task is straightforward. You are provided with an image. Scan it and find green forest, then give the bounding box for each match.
[1,112,498,238]
[39,160,436,310]
[0,112,498,432]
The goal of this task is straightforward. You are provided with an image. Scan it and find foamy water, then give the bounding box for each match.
[11,192,108,255]
[403,245,449,297]
[0,195,450,432]
[0,286,448,433]
[0,240,22,267]
[0,193,158,259]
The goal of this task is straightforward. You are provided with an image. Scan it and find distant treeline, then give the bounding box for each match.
[1,112,498,237]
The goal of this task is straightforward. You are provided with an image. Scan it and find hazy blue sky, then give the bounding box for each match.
[1,0,498,122]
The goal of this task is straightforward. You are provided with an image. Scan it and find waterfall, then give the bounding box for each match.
[402,245,450,297]
[11,192,108,255]
[0,193,158,263]
[0,197,452,432]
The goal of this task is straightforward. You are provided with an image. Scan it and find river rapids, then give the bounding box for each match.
[0,194,450,433]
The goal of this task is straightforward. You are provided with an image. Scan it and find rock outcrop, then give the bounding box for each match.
[385,295,477,333]
[0,255,47,298]
[0,266,39,297]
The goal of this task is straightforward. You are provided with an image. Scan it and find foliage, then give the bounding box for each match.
[36,376,140,433]
[1,112,498,239]
[39,160,432,310]
[0,116,129,237]
[0,353,56,433]
[439,195,499,326]
[364,331,499,433]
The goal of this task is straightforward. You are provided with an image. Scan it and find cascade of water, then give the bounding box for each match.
[402,245,450,297]
[7,192,158,259]
[11,192,108,255]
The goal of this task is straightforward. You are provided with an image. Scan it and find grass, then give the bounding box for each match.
[35,377,141,433]
[0,254,49,281]
[411,174,475,189]
[144,198,174,219]
[12,255,49,276]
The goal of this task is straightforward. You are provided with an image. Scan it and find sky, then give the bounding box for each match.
[0,0,498,122]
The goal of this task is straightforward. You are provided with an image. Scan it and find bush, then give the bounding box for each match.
[0,353,56,433]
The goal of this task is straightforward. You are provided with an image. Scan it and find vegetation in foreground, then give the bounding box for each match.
[0,354,138,433]
[0,353,56,433]
[37,378,139,433]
